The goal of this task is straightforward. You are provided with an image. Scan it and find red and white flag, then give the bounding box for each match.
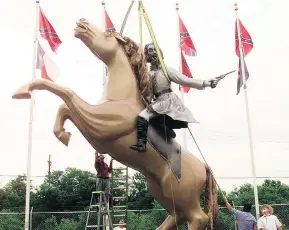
[236,57,250,95]
[235,18,253,95]
[180,52,193,93]
[103,8,116,82]
[177,13,195,93]
[235,19,253,57]
[104,9,116,32]
[179,15,197,56]
[36,7,61,81]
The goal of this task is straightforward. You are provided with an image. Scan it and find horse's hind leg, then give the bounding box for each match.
[187,210,209,230]
[53,104,73,146]
[147,178,185,230]
[156,215,186,230]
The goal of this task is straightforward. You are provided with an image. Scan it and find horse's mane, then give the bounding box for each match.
[109,33,152,106]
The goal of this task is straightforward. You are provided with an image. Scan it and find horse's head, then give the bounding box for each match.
[74,18,126,64]
[74,18,152,105]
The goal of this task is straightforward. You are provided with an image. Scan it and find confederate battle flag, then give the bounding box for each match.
[103,8,116,83]
[39,8,62,52]
[181,52,193,93]
[235,19,253,57]
[36,7,61,81]
[235,18,253,95]
[104,9,116,32]
[179,15,197,56]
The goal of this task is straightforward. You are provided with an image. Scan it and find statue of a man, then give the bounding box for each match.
[130,43,221,153]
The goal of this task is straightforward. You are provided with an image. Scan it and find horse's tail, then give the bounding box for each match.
[203,165,219,230]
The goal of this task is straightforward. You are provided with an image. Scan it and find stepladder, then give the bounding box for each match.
[85,191,113,230]
[111,166,128,228]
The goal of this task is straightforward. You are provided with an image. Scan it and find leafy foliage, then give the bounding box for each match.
[1,169,289,229]
[33,168,96,211]
[0,211,23,230]
[0,175,34,212]
[128,172,154,210]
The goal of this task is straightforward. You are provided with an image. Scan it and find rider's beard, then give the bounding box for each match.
[150,53,159,66]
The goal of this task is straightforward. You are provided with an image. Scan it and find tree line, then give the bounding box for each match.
[0,168,288,229]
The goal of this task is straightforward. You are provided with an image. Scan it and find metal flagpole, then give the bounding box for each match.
[24,1,40,229]
[101,0,112,178]
[234,2,260,219]
[176,2,187,149]
[101,1,107,87]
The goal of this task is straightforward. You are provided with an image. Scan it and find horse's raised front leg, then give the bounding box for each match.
[53,104,73,146]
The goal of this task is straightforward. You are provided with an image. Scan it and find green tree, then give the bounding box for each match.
[35,215,86,230]
[33,168,96,211]
[227,180,289,205]
[226,180,289,229]
[0,175,34,212]
[0,188,7,210]
[128,172,154,210]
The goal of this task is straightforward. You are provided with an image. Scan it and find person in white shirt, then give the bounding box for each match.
[257,205,282,230]
[113,219,126,230]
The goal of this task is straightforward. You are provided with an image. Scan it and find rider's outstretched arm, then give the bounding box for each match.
[167,67,209,90]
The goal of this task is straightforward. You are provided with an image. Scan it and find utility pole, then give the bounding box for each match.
[48,154,52,180]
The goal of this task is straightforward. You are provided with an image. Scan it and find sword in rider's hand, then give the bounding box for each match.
[210,70,236,88]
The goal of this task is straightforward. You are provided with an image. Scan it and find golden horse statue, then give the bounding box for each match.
[12,18,218,230]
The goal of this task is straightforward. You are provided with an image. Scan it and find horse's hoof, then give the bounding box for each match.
[12,83,31,99]
[58,131,71,146]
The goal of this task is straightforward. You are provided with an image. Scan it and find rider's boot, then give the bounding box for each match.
[129,116,149,152]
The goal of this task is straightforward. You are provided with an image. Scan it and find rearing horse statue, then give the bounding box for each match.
[12,18,218,230]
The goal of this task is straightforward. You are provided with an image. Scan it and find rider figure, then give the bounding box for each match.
[130,42,220,153]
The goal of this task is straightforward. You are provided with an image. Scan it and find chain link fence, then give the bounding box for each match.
[0,204,288,230]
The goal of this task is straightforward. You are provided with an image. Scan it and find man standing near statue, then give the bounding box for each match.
[223,195,257,230]
[257,204,282,230]
[94,151,113,206]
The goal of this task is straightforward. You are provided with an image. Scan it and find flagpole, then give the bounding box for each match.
[176,2,187,149]
[24,1,39,229]
[102,1,107,87]
[234,2,260,219]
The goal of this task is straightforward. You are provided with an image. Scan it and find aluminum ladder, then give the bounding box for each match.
[85,191,113,230]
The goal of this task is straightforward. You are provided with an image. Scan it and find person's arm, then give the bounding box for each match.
[94,151,100,171]
[223,196,233,213]
[108,159,113,173]
[252,220,257,230]
[167,67,207,90]
[275,216,282,230]
[257,218,265,230]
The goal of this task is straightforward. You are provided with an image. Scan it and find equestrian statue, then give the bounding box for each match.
[12,19,219,230]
